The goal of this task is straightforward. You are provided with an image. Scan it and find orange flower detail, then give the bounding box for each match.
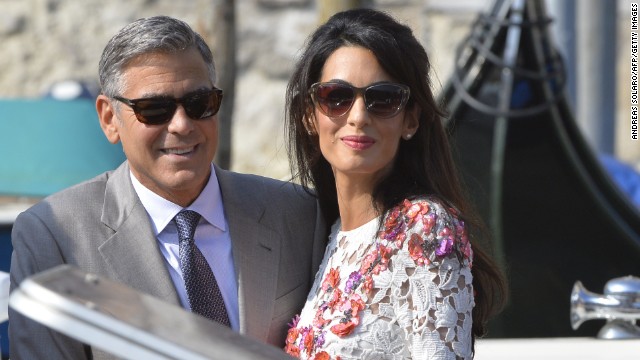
[330,321,356,337]
[352,295,366,313]
[313,310,329,328]
[322,268,340,291]
[380,244,392,260]
[314,351,331,360]
[327,288,342,309]
[303,329,315,355]
[406,203,421,217]
[384,208,401,228]
[284,327,300,357]
[340,293,366,314]
[361,275,374,294]
[394,232,406,248]
[285,327,299,345]
[285,344,300,357]
[419,200,430,213]
[372,245,392,274]
[408,233,428,266]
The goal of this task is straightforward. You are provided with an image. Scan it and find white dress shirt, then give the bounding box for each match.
[130,165,239,331]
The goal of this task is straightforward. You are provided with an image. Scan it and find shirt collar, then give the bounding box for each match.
[130,164,227,235]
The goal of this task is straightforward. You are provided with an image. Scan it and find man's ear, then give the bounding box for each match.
[96,94,121,144]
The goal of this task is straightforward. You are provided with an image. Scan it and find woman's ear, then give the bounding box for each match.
[96,94,121,144]
[402,105,420,139]
[303,113,318,136]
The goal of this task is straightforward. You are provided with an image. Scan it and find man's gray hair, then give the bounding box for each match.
[99,15,216,97]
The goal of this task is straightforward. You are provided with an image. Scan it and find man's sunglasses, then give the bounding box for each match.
[309,82,410,119]
[112,88,223,125]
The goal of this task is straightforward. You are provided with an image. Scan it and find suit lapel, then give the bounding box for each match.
[216,167,280,341]
[97,162,180,305]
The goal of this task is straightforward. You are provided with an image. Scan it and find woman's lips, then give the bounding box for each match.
[341,135,375,150]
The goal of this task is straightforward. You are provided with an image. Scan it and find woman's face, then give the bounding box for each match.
[310,46,418,186]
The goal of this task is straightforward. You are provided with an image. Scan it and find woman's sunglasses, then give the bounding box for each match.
[112,88,223,125]
[309,82,410,118]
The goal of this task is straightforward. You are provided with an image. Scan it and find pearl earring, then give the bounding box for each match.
[405,133,412,140]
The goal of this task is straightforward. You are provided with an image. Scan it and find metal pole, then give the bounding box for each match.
[546,0,577,110]
[213,0,236,169]
[576,0,617,154]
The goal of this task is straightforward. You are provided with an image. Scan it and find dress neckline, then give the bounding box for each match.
[336,216,380,237]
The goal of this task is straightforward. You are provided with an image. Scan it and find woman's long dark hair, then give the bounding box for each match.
[285,8,507,348]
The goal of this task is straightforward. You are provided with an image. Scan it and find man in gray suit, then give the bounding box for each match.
[9,16,326,359]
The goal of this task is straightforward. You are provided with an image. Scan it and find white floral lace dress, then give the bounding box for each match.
[285,197,475,360]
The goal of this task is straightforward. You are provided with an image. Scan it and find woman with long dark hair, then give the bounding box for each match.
[284,8,507,359]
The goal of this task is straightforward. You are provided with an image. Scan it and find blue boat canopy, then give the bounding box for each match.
[0,99,126,197]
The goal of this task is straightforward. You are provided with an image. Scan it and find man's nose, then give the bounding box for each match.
[167,105,195,134]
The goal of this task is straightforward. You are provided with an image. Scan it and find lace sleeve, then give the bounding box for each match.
[378,197,474,360]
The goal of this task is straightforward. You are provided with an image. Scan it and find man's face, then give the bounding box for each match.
[97,47,218,206]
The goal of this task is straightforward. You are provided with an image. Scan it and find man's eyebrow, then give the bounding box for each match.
[134,86,213,100]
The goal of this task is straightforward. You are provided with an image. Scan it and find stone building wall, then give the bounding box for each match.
[1,0,636,180]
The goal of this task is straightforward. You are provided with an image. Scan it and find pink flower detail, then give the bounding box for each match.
[340,293,365,314]
[360,250,378,273]
[422,213,437,233]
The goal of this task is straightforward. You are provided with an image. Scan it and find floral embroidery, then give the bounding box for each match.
[314,351,331,360]
[284,196,473,359]
[408,233,428,266]
[322,268,340,291]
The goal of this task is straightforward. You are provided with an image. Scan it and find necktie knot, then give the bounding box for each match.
[174,210,201,244]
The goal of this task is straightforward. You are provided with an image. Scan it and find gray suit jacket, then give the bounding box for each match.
[9,161,326,359]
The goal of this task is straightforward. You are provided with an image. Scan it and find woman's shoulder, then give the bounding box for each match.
[380,195,460,233]
[391,195,455,216]
[379,195,473,267]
